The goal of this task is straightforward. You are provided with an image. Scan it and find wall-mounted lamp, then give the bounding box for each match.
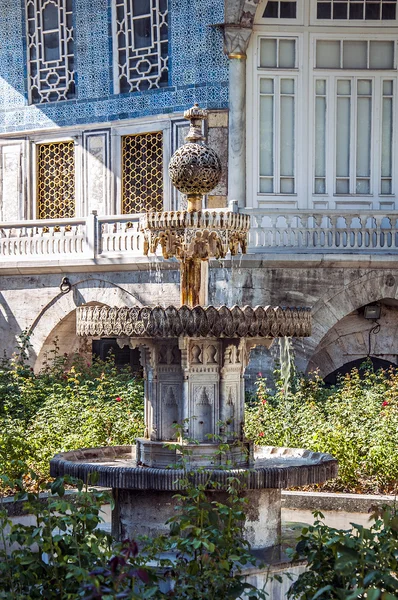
[364,304,381,320]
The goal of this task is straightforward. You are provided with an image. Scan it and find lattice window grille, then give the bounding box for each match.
[37,141,75,219]
[26,0,76,104]
[121,132,163,214]
[114,0,169,93]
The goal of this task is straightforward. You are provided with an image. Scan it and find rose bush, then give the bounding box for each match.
[245,363,398,494]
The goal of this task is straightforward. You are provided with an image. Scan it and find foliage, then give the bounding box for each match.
[287,505,398,600]
[0,334,145,484]
[245,363,398,494]
[0,467,267,600]
[0,468,113,599]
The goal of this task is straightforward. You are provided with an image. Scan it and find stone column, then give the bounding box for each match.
[223,26,252,209]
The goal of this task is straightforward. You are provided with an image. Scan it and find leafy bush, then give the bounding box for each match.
[0,470,113,599]
[0,337,145,484]
[0,468,267,599]
[287,506,398,599]
[245,364,398,494]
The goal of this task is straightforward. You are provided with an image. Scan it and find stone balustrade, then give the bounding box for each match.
[241,208,398,252]
[0,209,397,268]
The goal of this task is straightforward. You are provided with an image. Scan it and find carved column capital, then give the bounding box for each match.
[222,25,252,59]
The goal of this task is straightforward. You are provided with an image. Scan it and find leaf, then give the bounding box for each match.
[311,585,333,599]
[366,589,381,600]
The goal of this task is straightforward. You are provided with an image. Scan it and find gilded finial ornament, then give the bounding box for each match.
[168,103,222,210]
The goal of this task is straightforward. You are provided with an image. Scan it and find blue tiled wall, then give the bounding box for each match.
[0,0,228,133]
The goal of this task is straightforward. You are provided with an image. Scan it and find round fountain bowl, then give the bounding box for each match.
[76,304,311,338]
[50,445,337,491]
[50,445,337,548]
[168,142,222,195]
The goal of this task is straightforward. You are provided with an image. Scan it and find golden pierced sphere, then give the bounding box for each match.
[169,142,222,195]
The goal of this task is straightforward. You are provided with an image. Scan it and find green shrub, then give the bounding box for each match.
[245,365,398,493]
[0,337,145,483]
[0,468,267,600]
[287,506,398,599]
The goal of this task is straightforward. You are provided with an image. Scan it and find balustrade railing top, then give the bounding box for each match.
[0,209,397,265]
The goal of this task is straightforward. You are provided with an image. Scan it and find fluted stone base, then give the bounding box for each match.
[111,487,281,550]
[136,438,252,469]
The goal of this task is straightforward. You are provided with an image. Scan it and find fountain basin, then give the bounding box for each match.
[50,445,337,549]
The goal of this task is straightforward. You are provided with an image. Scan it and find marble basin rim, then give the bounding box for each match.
[50,445,338,491]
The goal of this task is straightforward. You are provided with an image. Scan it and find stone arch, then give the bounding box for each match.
[30,278,143,371]
[304,271,398,377]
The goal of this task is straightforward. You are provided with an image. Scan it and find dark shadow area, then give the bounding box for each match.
[92,338,143,377]
[324,356,397,386]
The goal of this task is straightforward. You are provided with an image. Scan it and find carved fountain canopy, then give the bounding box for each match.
[140,209,251,260]
[76,304,312,339]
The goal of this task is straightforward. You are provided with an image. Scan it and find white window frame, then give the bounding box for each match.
[309,33,398,206]
[310,0,398,26]
[247,32,305,208]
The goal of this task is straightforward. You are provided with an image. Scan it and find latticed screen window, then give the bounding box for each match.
[26,0,75,104]
[37,141,75,219]
[114,0,168,93]
[317,0,397,20]
[121,132,163,213]
[263,1,297,18]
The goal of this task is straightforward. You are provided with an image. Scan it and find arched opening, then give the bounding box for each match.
[324,356,397,386]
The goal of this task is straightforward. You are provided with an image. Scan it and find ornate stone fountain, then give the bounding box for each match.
[51,104,337,551]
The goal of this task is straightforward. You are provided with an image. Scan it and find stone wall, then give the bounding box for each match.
[0,259,397,384]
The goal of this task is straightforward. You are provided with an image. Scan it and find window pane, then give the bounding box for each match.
[43,32,60,62]
[315,96,326,178]
[133,17,152,49]
[357,82,372,180]
[337,79,351,95]
[343,41,367,69]
[280,2,297,18]
[336,179,349,193]
[263,1,278,17]
[260,39,277,68]
[317,2,331,18]
[132,0,151,17]
[316,79,326,94]
[381,95,393,179]
[280,178,294,193]
[279,39,296,68]
[316,40,340,68]
[280,94,294,176]
[260,178,274,193]
[336,95,351,178]
[43,3,59,30]
[259,91,274,177]
[356,179,370,194]
[315,178,326,193]
[281,78,294,94]
[381,179,392,194]
[369,41,394,69]
[260,79,274,93]
[357,79,371,95]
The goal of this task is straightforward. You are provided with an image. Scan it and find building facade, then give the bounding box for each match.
[0,0,397,382]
